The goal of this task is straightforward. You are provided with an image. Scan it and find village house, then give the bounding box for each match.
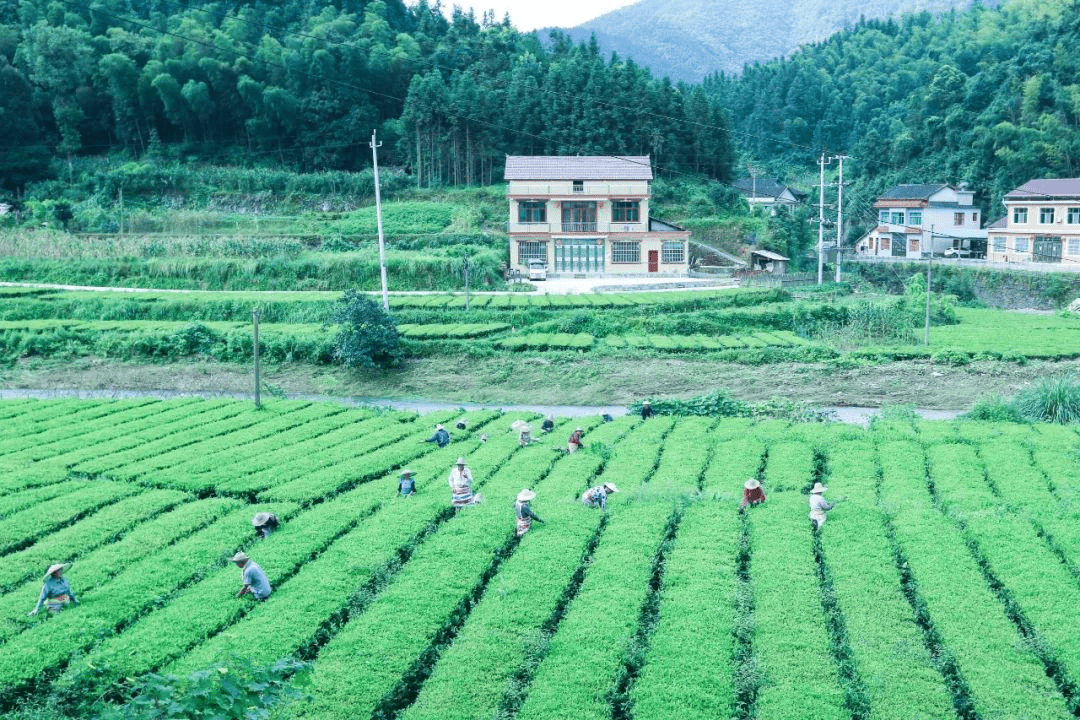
[504,155,690,277]
[732,177,806,211]
[856,184,986,258]
[986,178,1080,264]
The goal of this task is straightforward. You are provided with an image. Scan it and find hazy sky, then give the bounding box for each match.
[443,0,638,31]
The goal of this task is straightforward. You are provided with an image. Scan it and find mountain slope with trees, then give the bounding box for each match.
[705,0,1080,232]
[0,0,736,195]
[559,0,986,82]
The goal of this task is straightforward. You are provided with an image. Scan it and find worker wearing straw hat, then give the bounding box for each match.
[251,512,279,539]
[808,482,834,530]
[582,482,619,510]
[640,400,655,420]
[567,427,585,453]
[232,551,272,601]
[514,489,545,537]
[518,423,536,447]
[398,468,417,497]
[423,424,451,448]
[739,478,766,514]
[28,563,79,616]
[448,457,481,507]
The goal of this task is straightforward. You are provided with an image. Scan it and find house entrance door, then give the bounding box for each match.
[648,250,658,272]
[555,239,605,273]
[1034,236,1062,263]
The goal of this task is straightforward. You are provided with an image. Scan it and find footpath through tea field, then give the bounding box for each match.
[1,397,1079,719]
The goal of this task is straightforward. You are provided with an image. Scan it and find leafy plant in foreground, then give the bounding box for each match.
[328,290,403,370]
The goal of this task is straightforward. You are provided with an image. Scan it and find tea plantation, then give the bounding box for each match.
[2,398,1080,719]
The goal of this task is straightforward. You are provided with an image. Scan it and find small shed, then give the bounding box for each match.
[750,249,789,274]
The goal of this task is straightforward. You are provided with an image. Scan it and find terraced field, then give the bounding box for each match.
[2,398,1080,719]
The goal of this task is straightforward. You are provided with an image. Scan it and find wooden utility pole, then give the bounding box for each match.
[252,308,262,407]
[817,153,829,285]
[925,226,933,346]
[370,130,390,312]
[834,155,848,283]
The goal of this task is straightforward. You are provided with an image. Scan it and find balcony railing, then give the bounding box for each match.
[507,220,646,234]
[562,222,597,232]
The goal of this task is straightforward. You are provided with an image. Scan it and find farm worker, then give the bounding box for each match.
[641,400,655,420]
[399,468,417,497]
[514,489,545,537]
[480,434,488,443]
[232,552,272,601]
[808,482,834,530]
[28,564,79,616]
[424,424,450,448]
[518,424,535,447]
[449,457,482,507]
[541,416,555,433]
[739,479,766,513]
[567,427,584,453]
[251,512,279,538]
[582,482,619,510]
[456,420,467,430]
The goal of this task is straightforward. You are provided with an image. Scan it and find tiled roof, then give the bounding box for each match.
[878,184,949,200]
[988,216,1007,229]
[732,178,806,199]
[504,156,652,180]
[751,249,789,261]
[1005,178,1080,199]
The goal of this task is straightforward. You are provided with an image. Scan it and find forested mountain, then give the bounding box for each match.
[558,0,986,83]
[706,0,1080,226]
[0,0,735,193]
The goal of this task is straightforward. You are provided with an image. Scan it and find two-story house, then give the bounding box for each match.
[856,184,986,258]
[505,155,690,276]
[986,178,1080,263]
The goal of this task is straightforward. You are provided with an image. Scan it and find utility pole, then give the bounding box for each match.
[118,188,124,237]
[252,307,262,408]
[463,255,471,312]
[370,130,390,312]
[925,225,933,346]
[833,155,848,283]
[817,153,831,285]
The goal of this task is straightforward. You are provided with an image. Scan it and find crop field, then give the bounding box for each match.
[3,399,1080,718]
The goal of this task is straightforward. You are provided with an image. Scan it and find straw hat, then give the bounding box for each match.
[480,434,488,442]
[575,426,583,432]
[511,419,526,431]
[231,552,250,564]
[400,468,414,477]
[744,478,761,491]
[810,482,828,494]
[455,457,466,465]
[251,512,273,527]
[603,482,619,493]
[642,400,651,405]
[44,563,66,579]
[516,489,536,502]
[519,424,533,433]
[436,424,445,430]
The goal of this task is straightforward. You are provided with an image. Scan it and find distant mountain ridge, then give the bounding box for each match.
[547,0,990,82]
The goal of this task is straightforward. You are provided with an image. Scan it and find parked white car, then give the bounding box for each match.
[527,260,548,281]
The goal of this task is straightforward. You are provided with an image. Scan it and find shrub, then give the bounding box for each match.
[1014,374,1080,424]
[328,290,404,369]
[964,395,1024,423]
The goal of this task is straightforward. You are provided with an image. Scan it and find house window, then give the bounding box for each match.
[879,210,889,224]
[517,241,547,264]
[572,180,584,194]
[1068,207,1080,224]
[611,241,640,264]
[909,238,920,253]
[1068,238,1080,255]
[993,236,1006,252]
[954,212,964,226]
[1015,237,1030,252]
[880,237,891,251]
[561,201,597,232]
[972,212,978,223]
[891,212,905,224]
[909,211,922,225]
[611,201,640,223]
[1013,207,1028,224]
[1040,208,1055,224]
[662,241,684,263]
[518,201,546,223]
